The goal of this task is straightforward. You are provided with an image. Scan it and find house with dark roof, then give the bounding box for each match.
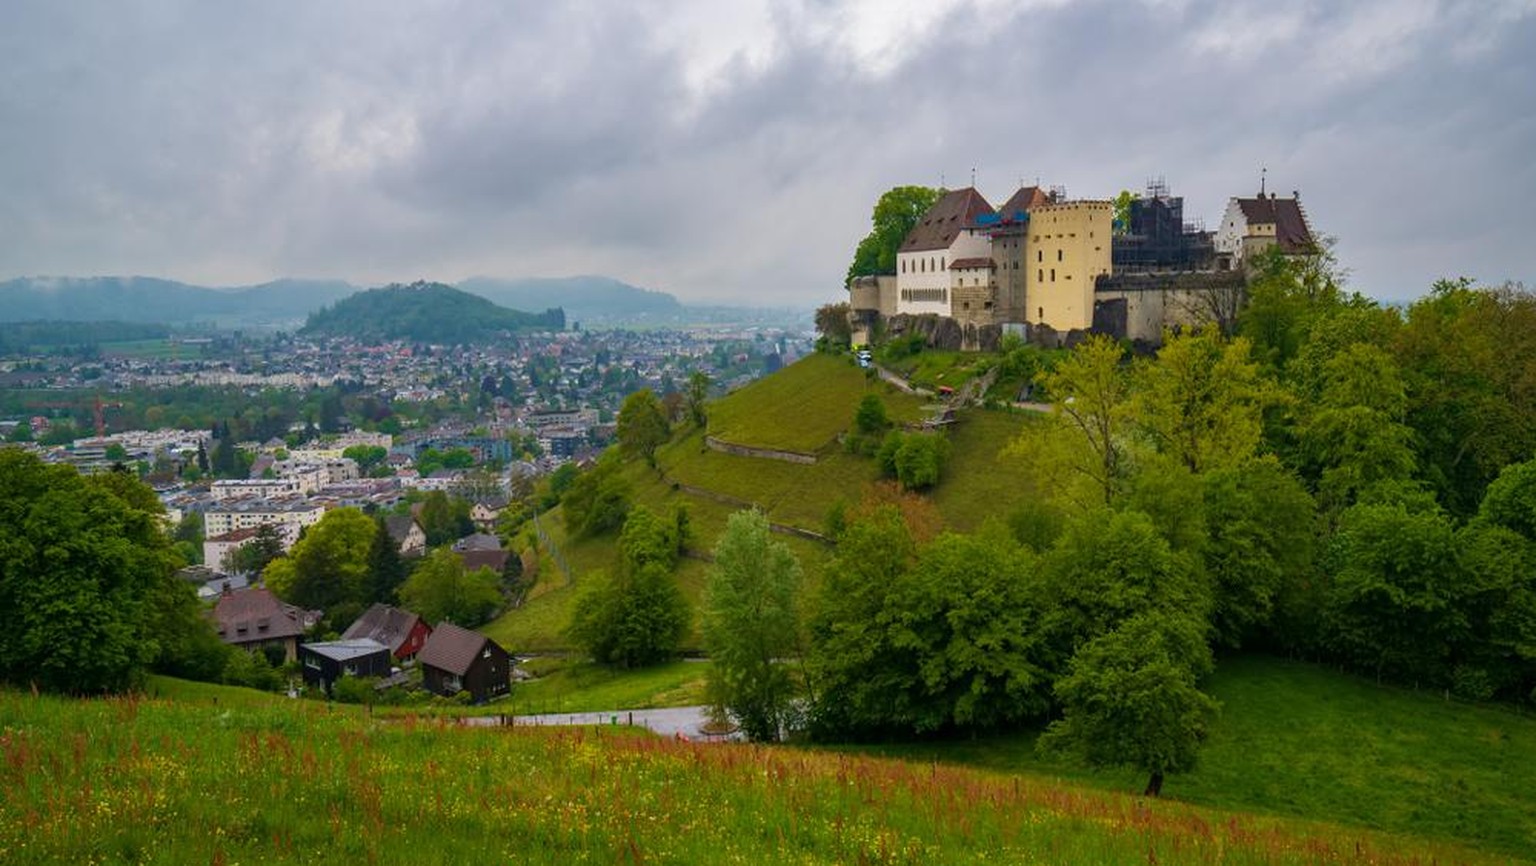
[341,603,433,661]
[299,638,392,693]
[384,515,427,557]
[894,187,995,318]
[417,622,510,703]
[1214,190,1316,268]
[210,586,319,662]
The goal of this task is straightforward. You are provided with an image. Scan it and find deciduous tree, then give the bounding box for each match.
[702,510,803,741]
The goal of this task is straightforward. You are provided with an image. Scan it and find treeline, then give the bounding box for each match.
[0,320,171,354]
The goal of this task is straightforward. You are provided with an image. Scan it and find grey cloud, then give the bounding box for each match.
[0,0,1530,304]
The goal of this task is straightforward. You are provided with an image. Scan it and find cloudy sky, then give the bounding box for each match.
[2,0,1531,305]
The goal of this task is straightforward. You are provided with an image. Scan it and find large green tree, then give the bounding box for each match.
[1132,327,1270,474]
[568,508,690,668]
[399,548,502,627]
[1041,612,1219,797]
[265,507,376,614]
[702,510,803,741]
[616,389,669,468]
[846,185,941,283]
[1039,335,1131,507]
[0,453,182,692]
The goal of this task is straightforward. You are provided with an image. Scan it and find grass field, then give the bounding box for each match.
[707,353,923,453]
[510,658,709,715]
[831,655,1536,861]
[1,687,1508,865]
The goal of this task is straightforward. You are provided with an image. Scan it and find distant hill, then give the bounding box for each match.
[301,281,564,343]
[0,276,356,326]
[457,276,680,324]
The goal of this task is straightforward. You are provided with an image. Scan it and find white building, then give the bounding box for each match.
[204,498,326,538]
[211,478,303,501]
[894,187,995,317]
[1214,190,1315,268]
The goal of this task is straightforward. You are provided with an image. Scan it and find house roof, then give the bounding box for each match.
[211,587,311,645]
[417,622,501,676]
[383,515,420,543]
[452,532,502,552]
[950,257,996,270]
[459,549,511,574]
[301,638,390,663]
[342,603,428,654]
[899,188,995,253]
[207,527,262,544]
[996,185,1050,219]
[1235,195,1315,253]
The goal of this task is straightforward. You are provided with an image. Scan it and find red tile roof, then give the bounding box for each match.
[899,187,995,253]
[997,185,1050,217]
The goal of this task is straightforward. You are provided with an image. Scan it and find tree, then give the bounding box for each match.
[367,514,409,603]
[876,431,950,490]
[264,507,376,613]
[227,522,286,577]
[1041,612,1219,797]
[562,459,632,538]
[1041,335,1131,506]
[419,490,473,547]
[686,370,710,428]
[568,563,690,669]
[814,303,853,350]
[1132,328,1270,474]
[1200,458,1317,648]
[568,507,691,668]
[702,511,803,741]
[1299,343,1418,512]
[1322,502,1468,685]
[1041,509,1210,660]
[0,451,177,693]
[854,394,890,435]
[399,548,502,627]
[616,389,669,468]
[342,444,388,472]
[846,185,941,283]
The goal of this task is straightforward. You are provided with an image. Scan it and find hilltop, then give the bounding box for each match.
[300,281,565,343]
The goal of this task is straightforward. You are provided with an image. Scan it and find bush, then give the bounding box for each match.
[331,674,377,705]
[876,431,950,490]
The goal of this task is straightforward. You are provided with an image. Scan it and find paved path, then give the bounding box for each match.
[460,705,739,741]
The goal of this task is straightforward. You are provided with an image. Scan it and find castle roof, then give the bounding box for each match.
[996,185,1050,219]
[1235,194,1315,253]
[899,188,994,253]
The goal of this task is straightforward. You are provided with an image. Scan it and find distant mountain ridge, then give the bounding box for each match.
[301,281,564,343]
[0,274,679,327]
[458,275,681,323]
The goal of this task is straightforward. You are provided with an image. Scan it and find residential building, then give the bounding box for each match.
[203,498,325,538]
[342,604,433,661]
[384,515,427,557]
[210,587,319,662]
[299,639,392,693]
[417,623,511,703]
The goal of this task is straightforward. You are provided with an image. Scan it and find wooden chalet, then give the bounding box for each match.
[341,603,433,661]
[299,639,391,693]
[417,622,511,703]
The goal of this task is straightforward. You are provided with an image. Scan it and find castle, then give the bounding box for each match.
[847,179,1316,349]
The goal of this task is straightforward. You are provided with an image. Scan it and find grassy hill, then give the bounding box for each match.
[1,686,1509,865]
[485,353,1043,652]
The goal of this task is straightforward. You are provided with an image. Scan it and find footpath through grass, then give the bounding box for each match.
[0,688,1504,865]
[833,655,1536,861]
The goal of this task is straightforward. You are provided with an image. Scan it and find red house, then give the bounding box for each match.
[341,604,433,661]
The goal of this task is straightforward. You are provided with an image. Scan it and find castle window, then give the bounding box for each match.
[1038,269,1043,282]
[1037,250,1042,262]
[1050,269,1056,281]
[1057,249,1063,262]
